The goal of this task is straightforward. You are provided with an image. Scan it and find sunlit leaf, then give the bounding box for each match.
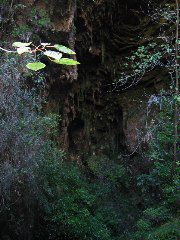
[177,96,180,102]
[12,42,32,47]
[17,47,31,54]
[41,43,51,46]
[54,44,76,55]
[26,62,46,71]
[44,50,62,60]
[54,58,80,65]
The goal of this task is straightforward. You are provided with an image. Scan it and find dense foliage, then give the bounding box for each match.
[0,56,179,240]
[0,0,179,240]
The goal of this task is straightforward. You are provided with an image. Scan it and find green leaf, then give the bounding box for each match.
[54,44,76,55]
[26,62,46,71]
[17,47,31,54]
[53,58,80,65]
[44,50,62,60]
[12,42,32,47]
[175,96,180,103]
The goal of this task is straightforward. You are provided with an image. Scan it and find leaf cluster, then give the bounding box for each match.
[12,41,80,71]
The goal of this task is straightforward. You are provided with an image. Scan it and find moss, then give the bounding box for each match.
[12,24,31,38]
[28,8,52,28]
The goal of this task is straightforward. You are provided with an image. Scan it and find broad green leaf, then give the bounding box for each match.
[26,62,46,71]
[12,42,32,47]
[54,58,80,65]
[54,44,76,55]
[44,50,62,60]
[17,47,31,54]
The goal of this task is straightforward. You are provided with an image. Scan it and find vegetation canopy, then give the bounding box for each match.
[0,0,179,240]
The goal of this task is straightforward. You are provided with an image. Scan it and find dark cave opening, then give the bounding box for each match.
[68,117,85,150]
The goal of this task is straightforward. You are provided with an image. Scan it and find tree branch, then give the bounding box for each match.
[0,47,16,53]
[173,0,179,169]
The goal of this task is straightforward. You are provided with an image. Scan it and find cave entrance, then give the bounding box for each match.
[68,117,85,150]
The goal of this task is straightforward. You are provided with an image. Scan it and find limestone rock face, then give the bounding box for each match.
[41,0,165,155]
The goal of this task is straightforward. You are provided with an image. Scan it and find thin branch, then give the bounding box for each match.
[0,47,16,53]
[173,0,179,169]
